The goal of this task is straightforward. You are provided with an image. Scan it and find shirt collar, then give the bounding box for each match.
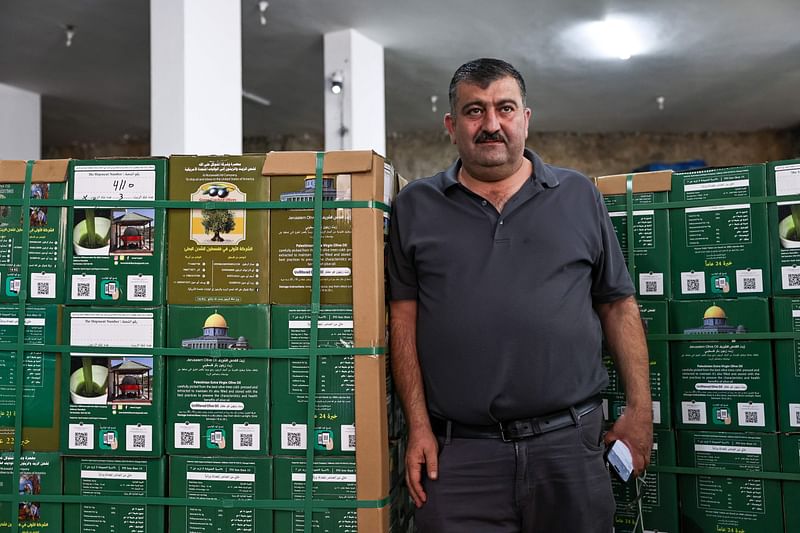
[438,148,560,191]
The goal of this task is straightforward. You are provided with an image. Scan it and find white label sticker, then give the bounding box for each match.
[70,312,154,349]
[174,423,201,449]
[789,404,800,428]
[233,424,261,451]
[341,424,356,452]
[681,401,707,424]
[638,272,664,296]
[781,266,800,290]
[126,424,153,452]
[127,275,153,302]
[737,403,765,427]
[72,165,156,201]
[30,272,56,299]
[281,423,307,450]
[69,423,94,450]
[601,399,609,421]
[735,269,763,293]
[652,401,661,425]
[775,164,800,196]
[71,274,97,300]
[680,272,706,295]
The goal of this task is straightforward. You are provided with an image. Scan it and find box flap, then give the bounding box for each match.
[595,170,672,195]
[0,159,70,183]
[262,150,376,176]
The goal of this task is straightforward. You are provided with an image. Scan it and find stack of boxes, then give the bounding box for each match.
[597,159,800,532]
[0,151,403,532]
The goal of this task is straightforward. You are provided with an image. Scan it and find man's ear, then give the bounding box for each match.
[444,113,457,145]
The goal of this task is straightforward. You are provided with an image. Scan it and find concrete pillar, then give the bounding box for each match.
[150,0,242,156]
[323,29,385,156]
[0,83,41,160]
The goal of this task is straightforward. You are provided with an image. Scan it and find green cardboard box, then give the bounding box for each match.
[670,164,770,299]
[169,455,272,533]
[771,298,800,432]
[677,431,783,533]
[66,159,167,305]
[780,433,800,533]
[611,429,679,533]
[263,151,394,304]
[167,155,269,305]
[166,305,269,455]
[271,305,355,456]
[603,300,671,429]
[0,160,69,303]
[767,159,800,294]
[61,307,164,456]
[63,457,166,533]
[670,298,775,431]
[273,456,357,533]
[596,170,672,299]
[0,305,61,451]
[0,452,61,532]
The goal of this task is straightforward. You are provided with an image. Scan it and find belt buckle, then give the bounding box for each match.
[499,422,512,442]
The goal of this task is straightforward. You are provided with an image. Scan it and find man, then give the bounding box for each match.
[388,58,652,532]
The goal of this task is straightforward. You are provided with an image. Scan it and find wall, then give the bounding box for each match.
[44,127,800,180]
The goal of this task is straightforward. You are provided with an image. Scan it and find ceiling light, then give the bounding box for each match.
[62,24,76,47]
[242,90,271,107]
[562,15,653,61]
[430,95,438,113]
[329,71,344,95]
[258,1,269,25]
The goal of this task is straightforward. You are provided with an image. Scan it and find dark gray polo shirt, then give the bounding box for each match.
[388,149,634,425]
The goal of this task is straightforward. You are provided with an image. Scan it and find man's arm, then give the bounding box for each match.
[390,299,438,508]
[594,295,653,474]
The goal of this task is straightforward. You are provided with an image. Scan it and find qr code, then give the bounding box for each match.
[180,431,195,447]
[687,408,702,422]
[743,410,759,424]
[76,283,91,297]
[104,282,116,296]
[73,432,89,448]
[36,282,49,295]
[795,410,800,426]
[132,284,147,299]
[717,409,729,421]
[686,279,701,292]
[643,281,657,293]
[239,433,253,448]
[789,273,800,287]
[741,278,757,291]
[286,431,303,448]
[132,434,147,448]
[347,433,356,449]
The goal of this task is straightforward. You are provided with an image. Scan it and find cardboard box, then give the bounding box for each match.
[670,165,770,299]
[63,457,166,533]
[264,151,392,532]
[0,452,61,532]
[677,431,783,533]
[767,159,800,294]
[595,170,672,299]
[273,456,358,532]
[166,305,269,455]
[264,151,393,305]
[771,298,800,432]
[169,455,272,533]
[603,300,671,429]
[0,305,61,451]
[167,155,270,305]
[780,433,800,533]
[61,307,164,456]
[670,298,775,431]
[611,430,679,533]
[0,160,69,303]
[271,305,356,456]
[66,159,167,305]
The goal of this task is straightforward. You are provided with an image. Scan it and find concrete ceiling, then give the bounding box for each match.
[2,0,800,147]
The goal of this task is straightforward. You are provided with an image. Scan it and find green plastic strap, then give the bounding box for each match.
[303,151,326,533]
[646,332,800,341]
[647,465,800,481]
[24,198,391,213]
[604,193,800,213]
[625,174,636,280]
[3,343,385,358]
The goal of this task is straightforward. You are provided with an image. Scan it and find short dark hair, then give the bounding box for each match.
[448,58,527,113]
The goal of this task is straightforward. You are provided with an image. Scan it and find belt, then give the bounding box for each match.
[430,396,602,442]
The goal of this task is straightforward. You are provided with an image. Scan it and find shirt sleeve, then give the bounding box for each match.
[590,187,636,303]
[387,189,419,301]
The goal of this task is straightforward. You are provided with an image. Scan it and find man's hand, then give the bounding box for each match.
[603,405,652,475]
[405,426,439,508]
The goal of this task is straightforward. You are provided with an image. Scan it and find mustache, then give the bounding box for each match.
[474,131,506,143]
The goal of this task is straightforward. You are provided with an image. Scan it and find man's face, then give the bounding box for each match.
[444,75,531,181]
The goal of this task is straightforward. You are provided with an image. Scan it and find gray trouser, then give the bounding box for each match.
[415,407,614,533]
